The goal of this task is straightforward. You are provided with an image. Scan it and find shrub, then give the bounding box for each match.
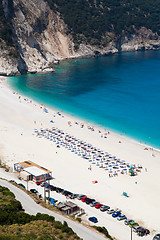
[58,235,63,239]
[2,191,15,198]
[23,232,37,240]
[52,221,63,229]
[92,226,113,240]
[38,235,54,240]
[76,217,81,223]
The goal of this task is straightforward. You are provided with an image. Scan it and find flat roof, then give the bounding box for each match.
[66,201,77,208]
[61,206,71,211]
[16,160,51,173]
[23,166,48,177]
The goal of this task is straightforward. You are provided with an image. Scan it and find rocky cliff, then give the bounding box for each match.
[1,0,160,76]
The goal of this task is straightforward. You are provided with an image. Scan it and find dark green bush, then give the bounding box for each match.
[35,213,55,222]
[92,226,113,240]
[52,221,63,229]
[76,217,81,223]
[46,0,160,45]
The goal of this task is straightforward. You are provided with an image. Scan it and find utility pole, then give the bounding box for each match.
[131,226,133,240]
[44,180,51,204]
[44,186,46,203]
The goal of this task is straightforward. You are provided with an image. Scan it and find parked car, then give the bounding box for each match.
[95,203,103,209]
[117,214,127,221]
[136,227,150,236]
[124,219,134,225]
[88,217,98,223]
[62,190,70,196]
[77,194,87,200]
[36,180,44,185]
[66,192,73,198]
[10,180,17,184]
[45,183,50,188]
[40,182,46,187]
[49,185,56,191]
[133,226,143,233]
[107,209,115,214]
[36,192,42,199]
[153,234,160,240]
[144,228,150,235]
[143,229,150,235]
[30,189,38,194]
[112,211,121,218]
[56,187,64,193]
[100,205,110,212]
[81,197,88,202]
[70,194,78,199]
[18,183,25,189]
[129,221,139,228]
[85,198,95,204]
[90,201,99,207]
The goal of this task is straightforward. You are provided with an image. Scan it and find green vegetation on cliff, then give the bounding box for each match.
[0,0,18,58]
[46,0,160,45]
[0,186,81,240]
[0,0,14,46]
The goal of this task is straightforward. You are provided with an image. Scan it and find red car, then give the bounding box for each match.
[95,203,103,209]
[81,197,88,202]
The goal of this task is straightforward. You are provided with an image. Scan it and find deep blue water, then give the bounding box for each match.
[8,51,160,149]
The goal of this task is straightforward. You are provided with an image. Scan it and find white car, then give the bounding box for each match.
[100,205,110,211]
[107,209,115,214]
[124,219,134,225]
[117,214,126,221]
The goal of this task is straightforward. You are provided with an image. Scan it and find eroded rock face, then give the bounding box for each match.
[1,1,160,76]
[0,45,18,76]
[6,0,119,74]
[120,27,160,52]
[9,0,75,74]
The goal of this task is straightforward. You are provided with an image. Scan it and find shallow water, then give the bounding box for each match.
[8,50,160,149]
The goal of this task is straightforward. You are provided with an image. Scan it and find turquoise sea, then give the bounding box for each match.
[8,50,160,149]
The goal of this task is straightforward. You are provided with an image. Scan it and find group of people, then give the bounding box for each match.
[34,126,141,177]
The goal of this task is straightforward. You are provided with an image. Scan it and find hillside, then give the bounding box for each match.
[0,185,82,240]
[46,0,160,45]
[0,0,160,75]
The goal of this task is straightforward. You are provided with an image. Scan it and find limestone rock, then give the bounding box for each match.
[1,1,160,76]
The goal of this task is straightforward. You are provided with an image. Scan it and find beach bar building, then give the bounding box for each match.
[14,160,52,184]
[57,201,81,215]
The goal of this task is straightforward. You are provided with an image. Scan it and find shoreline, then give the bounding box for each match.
[0,76,160,239]
[6,75,160,154]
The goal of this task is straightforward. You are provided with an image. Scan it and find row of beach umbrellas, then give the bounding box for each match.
[34,127,138,175]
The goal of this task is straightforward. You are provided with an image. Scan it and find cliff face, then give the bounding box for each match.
[120,27,160,52]
[0,43,18,76]
[1,0,160,76]
[3,0,76,75]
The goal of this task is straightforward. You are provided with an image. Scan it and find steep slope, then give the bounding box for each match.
[1,0,160,75]
[0,0,18,75]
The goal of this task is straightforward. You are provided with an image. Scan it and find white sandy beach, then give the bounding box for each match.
[0,76,160,240]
